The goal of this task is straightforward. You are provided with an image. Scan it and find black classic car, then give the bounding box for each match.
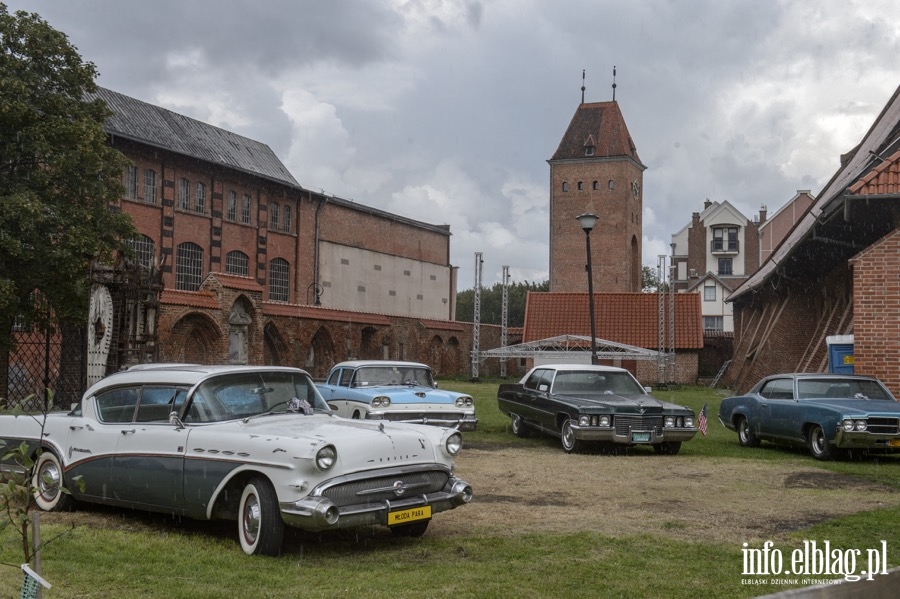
[497,364,697,454]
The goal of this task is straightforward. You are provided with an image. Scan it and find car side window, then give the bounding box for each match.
[135,386,183,422]
[326,369,341,385]
[524,369,547,391]
[96,387,140,423]
[760,379,794,400]
[338,368,354,387]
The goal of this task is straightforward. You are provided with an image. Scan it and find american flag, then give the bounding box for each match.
[698,402,708,436]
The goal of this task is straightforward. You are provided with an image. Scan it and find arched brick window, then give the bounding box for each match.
[176,242,204,291]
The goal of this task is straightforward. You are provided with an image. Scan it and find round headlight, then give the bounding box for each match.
[465,397,474,407]
[445,432,463,455]
[579,415,590,426]
[842,419,855,432]
[684,417,694,428]
[372,396,390,408]
[455,397,465,407]
[315,445,337,471]
[855,420,867,432]
[599,415,611,427]
[664,416,675,428]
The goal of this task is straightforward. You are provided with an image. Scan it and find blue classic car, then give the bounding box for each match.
[718,373,900,460]
[317,361,477,431]
[497,364,697,454]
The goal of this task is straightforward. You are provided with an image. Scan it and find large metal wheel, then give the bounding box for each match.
[32,451,73,512]
[560,419,584,453]
[737,416,760,448]
[807,425,833,461]
[238,477,285,556]
[510,413,529,438]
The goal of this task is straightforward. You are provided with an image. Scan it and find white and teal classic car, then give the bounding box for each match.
[0,364,472,555]
[317,360,477,431]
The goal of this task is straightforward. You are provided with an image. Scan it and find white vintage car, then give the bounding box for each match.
[317,360,477,431]
[0,364,472,556]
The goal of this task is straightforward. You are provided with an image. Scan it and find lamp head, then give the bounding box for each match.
[575,212,599,234]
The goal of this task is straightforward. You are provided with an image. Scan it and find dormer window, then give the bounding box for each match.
[585,145,595,156]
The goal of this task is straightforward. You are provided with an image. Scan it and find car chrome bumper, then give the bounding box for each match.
[280,473,474,531]
[568,424,698,445]
[835,430,900,450]
[366,412,478,431]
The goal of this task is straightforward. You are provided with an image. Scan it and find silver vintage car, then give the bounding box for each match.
[0,364,473,555]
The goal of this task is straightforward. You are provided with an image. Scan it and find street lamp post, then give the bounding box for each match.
[576,212,599,365]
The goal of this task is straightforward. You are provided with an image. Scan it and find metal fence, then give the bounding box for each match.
[4,327,86,412]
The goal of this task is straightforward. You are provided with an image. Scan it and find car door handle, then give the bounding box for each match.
[121,429,136,435]
[70,425,84,431]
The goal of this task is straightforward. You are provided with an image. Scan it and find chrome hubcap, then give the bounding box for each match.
[38,462,61,500]
[243,494,261,544]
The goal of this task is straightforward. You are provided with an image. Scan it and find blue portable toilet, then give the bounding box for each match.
[826,335,854,374]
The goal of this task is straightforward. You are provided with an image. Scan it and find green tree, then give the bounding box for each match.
[0,4,135,349]
[456,280,549,327]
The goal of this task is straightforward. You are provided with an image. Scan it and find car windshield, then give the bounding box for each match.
[351,366,434,388]
[187,371,329,423]
[797,378,895,401]
[551,371,645,396]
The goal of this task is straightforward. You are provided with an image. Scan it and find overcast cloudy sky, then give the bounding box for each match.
[8,0,899,288]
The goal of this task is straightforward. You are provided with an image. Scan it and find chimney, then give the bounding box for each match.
[703,198,712,210]
[692,212,701,227]
[758,205,767,224]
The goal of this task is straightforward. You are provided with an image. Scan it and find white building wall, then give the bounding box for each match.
[318,241,453,320]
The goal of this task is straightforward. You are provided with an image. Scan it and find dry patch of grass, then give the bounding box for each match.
[432,445,899,544]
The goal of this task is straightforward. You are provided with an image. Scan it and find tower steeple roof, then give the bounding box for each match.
[549,101,644,167]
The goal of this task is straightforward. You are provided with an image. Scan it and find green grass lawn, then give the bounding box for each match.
[3,382,899,598]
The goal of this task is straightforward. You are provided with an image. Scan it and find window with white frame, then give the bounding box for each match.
[143,169,157,204]
[226,191,237,221]
[124,165,138,199]
[175,242,204,291]
[282,205,292,233]
[178,178,190,210]
[126,235,155,269]
[717,258,733,276]
[703,316,724,331]
[241,194,251,224]
[270,203,280,230]
[225,250,249,276]
[269,258,289,302]
[195,183,206,213]
[704,284,716,301]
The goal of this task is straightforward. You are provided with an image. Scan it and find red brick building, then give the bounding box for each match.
[88,88,505,382]
[548,101,645,293]
[726,84,900,396]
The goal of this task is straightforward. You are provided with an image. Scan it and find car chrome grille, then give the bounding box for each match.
[379,412,462,422]
[321,471,450,506]
[866,417,900,435]
[614,415,663,436]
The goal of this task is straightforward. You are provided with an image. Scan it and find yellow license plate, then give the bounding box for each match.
[388,506,432,526]
[889,439,900,448]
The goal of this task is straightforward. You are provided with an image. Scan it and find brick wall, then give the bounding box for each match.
[549,159,643,293]
[850,228,900,396]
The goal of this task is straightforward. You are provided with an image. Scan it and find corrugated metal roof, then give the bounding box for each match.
[93,87,300,188]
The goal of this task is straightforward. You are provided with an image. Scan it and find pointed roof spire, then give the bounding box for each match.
[581,69,586,104]
[612,66,617,101]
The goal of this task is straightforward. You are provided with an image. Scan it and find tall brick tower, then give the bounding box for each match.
[548,100,646,292]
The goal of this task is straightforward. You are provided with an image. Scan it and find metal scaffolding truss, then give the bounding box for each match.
[478,335,661,361]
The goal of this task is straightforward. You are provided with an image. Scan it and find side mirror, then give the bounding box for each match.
[169,411,184,429]
[538,384,549,392]
[644,386,653,393]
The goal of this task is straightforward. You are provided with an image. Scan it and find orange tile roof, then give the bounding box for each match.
[523,292,703,349]
[160,289,219,309]
[261,302,392,325]
[209,272,264,293]
[848,150,900,195]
